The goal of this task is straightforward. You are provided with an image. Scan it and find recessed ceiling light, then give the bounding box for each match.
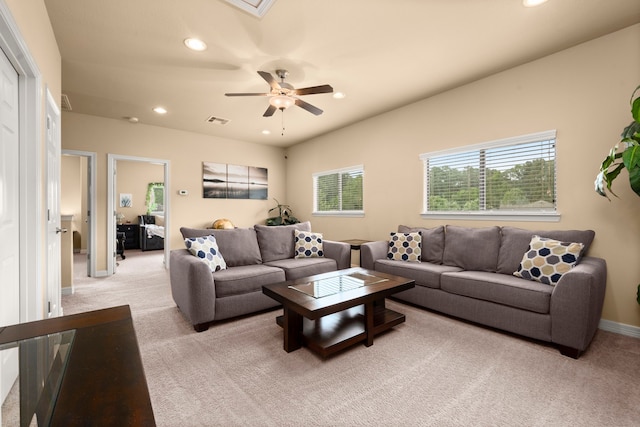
[153,106,167,114]
[333,92,346,99]
[184,38,207,51]
[262,130,271,135]
[523,0,548,7]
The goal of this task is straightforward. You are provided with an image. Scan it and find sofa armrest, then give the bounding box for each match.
[169,249,217,327]
[360,241,388,270]
[323,240,352,270]
[550,256,607,353]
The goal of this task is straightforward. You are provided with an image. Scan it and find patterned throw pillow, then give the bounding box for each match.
[185,235,227,272]
[294,230,324,258]
[387,232,422,262]
[513,235,584,285]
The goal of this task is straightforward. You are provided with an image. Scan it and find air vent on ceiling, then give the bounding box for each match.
[223,0,276,18]
[206,116,230,125]
[61,93,72,111]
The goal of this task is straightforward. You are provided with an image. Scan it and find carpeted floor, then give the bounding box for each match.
[61,251,640,426]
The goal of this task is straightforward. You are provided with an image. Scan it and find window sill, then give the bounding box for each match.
[420,211,560,222]
[312,211,365,218]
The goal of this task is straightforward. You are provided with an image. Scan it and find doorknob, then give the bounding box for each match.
[56,227,68,234]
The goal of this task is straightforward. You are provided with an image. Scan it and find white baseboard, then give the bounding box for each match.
[599,319,640,339]
[61,287,74,296]
[95,270,109,278]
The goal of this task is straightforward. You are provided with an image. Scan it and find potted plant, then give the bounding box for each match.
[595,85,640,199]
[266,199,299,226]
[594,84,640,304]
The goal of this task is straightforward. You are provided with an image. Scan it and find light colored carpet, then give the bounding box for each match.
[63,251,640,427]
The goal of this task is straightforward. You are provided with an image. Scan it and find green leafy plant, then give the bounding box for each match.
[595,85,640,305]
[595,85,640,199]
[266,198,299,226]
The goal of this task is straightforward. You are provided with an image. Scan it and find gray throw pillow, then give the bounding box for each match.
[254,221,312,262]
[397,225,444,264]
[442,225,501,272]
[179,227,262,267]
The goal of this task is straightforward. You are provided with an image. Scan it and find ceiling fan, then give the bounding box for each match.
[225,69,333,117]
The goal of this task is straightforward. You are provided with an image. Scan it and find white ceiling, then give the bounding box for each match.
[44,0,640,148]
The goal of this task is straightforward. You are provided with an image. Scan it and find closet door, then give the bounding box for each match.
[0,46,20,407]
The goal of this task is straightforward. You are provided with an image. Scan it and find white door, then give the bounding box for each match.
[0,47,20,409]
[46,91,62,318]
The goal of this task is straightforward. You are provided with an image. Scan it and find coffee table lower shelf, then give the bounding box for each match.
[275,304,405,358]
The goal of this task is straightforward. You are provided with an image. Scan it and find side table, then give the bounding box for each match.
[340,239,372,266]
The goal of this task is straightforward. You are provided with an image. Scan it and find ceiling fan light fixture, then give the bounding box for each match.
[269,95,295,110]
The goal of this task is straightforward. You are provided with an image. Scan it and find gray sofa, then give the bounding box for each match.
[361,225,607,358]
[170,222,351,332]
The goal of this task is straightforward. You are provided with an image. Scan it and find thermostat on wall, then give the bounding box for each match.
[178,189,189,196]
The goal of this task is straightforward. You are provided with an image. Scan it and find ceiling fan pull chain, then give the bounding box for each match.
[281,109,285,136]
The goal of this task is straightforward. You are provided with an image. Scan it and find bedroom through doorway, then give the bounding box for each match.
[108,154,170,276]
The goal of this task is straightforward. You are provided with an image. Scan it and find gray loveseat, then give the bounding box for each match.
[361,225,607,358]
[170,222,351,331]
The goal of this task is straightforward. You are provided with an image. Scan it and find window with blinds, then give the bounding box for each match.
[313,165,364,215]
[420,130,556,217]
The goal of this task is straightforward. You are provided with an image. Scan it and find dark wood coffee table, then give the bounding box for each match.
[262,267,415,357]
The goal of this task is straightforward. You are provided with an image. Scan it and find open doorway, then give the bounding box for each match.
[107,154,170,275]
[61,150,97,286]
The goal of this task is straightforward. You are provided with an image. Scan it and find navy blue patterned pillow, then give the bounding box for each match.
[387,232,421,262]
[185,235,227,272]
[294,230,324,258]
[513,235,583,285]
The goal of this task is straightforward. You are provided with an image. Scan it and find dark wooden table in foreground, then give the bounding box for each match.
[262,267,415,357]
[0,305,155,426]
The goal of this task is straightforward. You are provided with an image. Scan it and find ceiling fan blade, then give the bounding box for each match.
[225,92,270,97]
[263,104,277,117]
[295,98,323,115]
[294,84,334,96]
[257,71,281,91]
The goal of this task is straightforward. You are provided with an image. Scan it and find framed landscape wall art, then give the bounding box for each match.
[203,162,268,199]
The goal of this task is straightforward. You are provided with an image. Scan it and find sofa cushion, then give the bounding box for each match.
[397,225,444,264]
[254,222,312,262]
[513,235,584,285]
[387,232,421,262]
[442,225,501,272]
[374,259,462,289]
[180,227,262,267]
[441,271,552,314]
[264,257,337,281]
[184,235,227,272]
[294,230,324,258]
[212,264,285,298]
[497,227,595,275]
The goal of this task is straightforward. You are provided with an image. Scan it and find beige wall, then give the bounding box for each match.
[286,24,640,328]
[60,112,286,271]
[60,155,82,240]
[115,160,164,223]
[6,0,61,99]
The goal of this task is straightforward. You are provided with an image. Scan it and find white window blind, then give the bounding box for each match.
[313,165,364,215]
[420,130,557,218]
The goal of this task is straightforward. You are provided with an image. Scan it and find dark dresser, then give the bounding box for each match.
[117,223,140,249]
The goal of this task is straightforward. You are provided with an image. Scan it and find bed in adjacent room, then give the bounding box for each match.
[139,215,164,251]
